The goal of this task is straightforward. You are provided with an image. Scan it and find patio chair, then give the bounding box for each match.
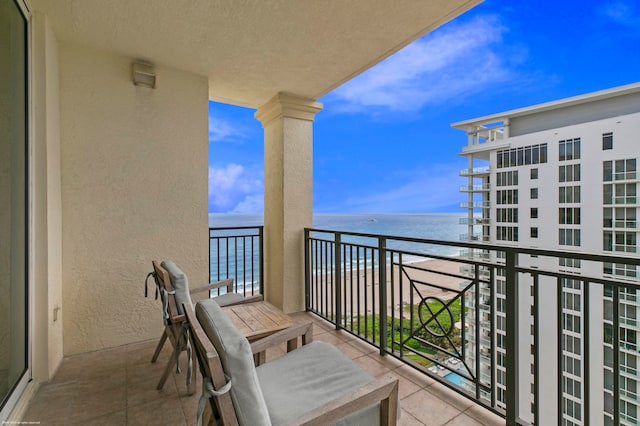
[147,260,263,394]
[184,299,400,426]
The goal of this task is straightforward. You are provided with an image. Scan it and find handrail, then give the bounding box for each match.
[304,227,640,424]
[209,226,264,296]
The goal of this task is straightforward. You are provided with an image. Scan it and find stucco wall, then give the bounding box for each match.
[31,12,63,381]
[58,43,209,355]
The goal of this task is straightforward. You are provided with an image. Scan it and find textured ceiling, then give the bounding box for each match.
[30,0,480,108]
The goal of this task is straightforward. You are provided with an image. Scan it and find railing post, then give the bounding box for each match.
[379,237,387,356]
[335,233,342,329]
[505,249,519,425]
[304,228,310,311]
[259,226,264,296]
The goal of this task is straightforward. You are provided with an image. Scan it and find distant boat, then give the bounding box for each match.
[367,218,377,222]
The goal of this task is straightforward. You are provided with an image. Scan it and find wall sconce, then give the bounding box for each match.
[132,61,156,88]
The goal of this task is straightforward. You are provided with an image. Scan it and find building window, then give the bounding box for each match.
[559,186,581,203]
[531,207,538,218]
[559,207,581,224]
[497,189,518,204]
[559,138,581,161]
[497,143,547,168]
[559,229,581,246]
[604,159,636,181]
[530,188,538,199]
[496,170,518,186]
[604,231,612,251]
[603,184,613,205]
[603,231,638,254]
[615,231,637,253]
[559,164,581,182]
[497,226,519,241]
[496,208,518,223]
[603,132,613,150]
[531,168,538,179]
[531,227,538,238]
[615,183,637,204]
[605,207,637,228]
[559,258,581,268]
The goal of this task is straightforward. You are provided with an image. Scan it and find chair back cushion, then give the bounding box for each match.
[161,260,194,315]
[196,299,271,426]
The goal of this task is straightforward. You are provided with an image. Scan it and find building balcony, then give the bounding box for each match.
[459,184,491,192]
[21,312,503,426]
[460,201,491,209]
[301,227,640,425]
[460,233,491,242]
[459,166,491,176]
[460,217,491,225]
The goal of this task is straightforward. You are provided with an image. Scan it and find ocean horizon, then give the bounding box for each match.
[209,212,464,243]
[209,213,466,290]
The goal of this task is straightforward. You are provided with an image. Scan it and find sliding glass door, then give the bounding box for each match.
[0,0,29,418]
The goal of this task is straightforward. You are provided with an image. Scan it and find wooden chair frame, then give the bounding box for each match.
[149,260,262,395]
[183,302,399,425]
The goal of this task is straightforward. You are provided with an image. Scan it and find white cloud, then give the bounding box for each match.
[232,194,264,213]
[341,164,463,212]
[600,1,640,26]
[327,15,516,113]
[208,163,263,212]
[209,115,248,143]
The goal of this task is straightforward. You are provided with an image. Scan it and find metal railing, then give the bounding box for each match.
[304,227,640,425]
[209,226,263,296]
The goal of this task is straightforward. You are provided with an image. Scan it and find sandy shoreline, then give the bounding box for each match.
[309,257,471,316]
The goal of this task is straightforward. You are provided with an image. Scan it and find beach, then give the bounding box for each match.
[308,256,471,317]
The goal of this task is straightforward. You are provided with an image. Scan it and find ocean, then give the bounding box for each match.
[208,213,464,291]
[209,212,463,243]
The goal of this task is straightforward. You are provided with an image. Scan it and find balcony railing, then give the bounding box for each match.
[460,217,491,225]
[460,166,491,176]
[459,184,491,192]
[304,227,640,425]
[209,226,263,296]
[460,201,491,209]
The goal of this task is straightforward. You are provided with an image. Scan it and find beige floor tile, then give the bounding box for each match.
[343,337,379,355]
[334,341,369,359]
[388,371,423,400]
[463,405,505,426]
[399,409,426,425]
[70,409,127,426]
[424,382,474,412]
[313,330,348,345]
[444,413,486,426]
[401,389,462,426]
[353,354,392,377]
[128,396,188,426]
[395,365,436,388]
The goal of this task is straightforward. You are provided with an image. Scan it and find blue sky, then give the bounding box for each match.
[208,0,640,214]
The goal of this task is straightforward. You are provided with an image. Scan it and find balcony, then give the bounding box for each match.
[460,167,491,176]
[302,227,640,425]
[460,217,491,225]
[20,312,503,425]
[459,184,491,192]
[460,201,491,209]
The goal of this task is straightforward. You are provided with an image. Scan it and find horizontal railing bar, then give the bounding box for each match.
[307,227,640,266]
[209,225,262,231]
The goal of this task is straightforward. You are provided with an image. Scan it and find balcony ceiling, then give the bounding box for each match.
[30,0,480,108]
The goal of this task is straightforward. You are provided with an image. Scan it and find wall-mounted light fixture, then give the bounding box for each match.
[132,61,156,88]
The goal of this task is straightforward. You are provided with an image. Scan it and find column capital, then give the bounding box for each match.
[255,93,323,127]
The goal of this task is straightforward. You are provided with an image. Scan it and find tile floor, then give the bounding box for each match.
[21,312,504,425]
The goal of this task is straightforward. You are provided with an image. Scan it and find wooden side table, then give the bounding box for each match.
[221,301,292,342]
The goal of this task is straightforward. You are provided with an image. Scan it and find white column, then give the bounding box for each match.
[255,93,322,313]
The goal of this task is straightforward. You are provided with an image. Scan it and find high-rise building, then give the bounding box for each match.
[454,82,640,425]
